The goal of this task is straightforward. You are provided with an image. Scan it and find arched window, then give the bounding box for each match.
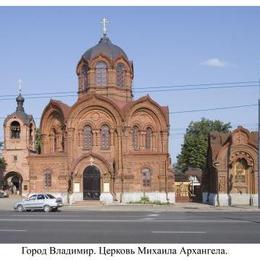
[83,125,92,150]
[44,170,52,188]
[10,121,21,139]
[132,126,139,150]
[145,127,152,149]
[80,64,88,91]
[142,168,151,187]
[116,63,125,87]
[234,159,247,183]
[96,61,107,86]
[100,125,110,150]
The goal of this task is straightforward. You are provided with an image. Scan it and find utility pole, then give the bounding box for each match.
[258,79,260,208]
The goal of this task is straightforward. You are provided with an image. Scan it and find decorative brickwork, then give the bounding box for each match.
[26,35,174,203]
[203,126,258,206]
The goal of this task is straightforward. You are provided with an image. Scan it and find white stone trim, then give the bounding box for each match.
[203,192,259,206]
[100,193,113,204]
[120,192,175,203]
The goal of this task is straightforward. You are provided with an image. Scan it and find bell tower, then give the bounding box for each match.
[2,84,36,196]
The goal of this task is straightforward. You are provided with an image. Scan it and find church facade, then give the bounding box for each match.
[2,29,174,204]
[202,126,258,206]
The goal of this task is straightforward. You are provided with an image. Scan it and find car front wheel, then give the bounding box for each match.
[17,205,24,212]
[43,205,51,212]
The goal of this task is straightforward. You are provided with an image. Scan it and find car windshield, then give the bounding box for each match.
[47,194,55,199]
[28,195,37,200]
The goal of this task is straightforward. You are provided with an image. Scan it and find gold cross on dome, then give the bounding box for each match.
[100,17,109,36]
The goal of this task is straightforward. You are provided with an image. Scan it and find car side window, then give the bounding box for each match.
[28,195,37,200]
[47,194,55,199]
[37,194,45,200]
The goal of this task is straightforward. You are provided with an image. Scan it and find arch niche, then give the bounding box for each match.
[4,172,23,195]
[71,153,113,202]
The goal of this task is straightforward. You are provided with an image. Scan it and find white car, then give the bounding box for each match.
[14,193,63,212]
[0,190,8,198]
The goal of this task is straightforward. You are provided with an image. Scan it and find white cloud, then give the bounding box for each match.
[201,58,228,68]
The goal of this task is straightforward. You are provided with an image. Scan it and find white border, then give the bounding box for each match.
[0,0,260,7]
[0,244,260,260]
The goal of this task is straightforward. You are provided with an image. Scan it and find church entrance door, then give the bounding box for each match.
[83,166,101,200]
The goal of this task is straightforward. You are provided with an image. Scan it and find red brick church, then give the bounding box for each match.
[2,20,175,204]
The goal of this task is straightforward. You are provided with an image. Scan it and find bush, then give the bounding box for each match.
[128,196,170,205]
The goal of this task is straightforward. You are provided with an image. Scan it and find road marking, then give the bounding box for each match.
[147,214,159,217]
[152,231,206,234]
[0,229,27,232]
[0,218,252,223]
[142,218,154,221]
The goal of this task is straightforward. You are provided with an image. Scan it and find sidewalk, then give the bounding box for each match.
[63,202,260,212]
[1,197,259,212]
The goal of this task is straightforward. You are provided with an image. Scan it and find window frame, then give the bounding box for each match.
[142,168,152,188]
[116,63,126,87]
[10,121,21,139]
[100,124,111,150]
[95,61,107,87]
[145,127,152,150]
[83,125,93,150]
[44,170,52,188]
[132,126,139,150]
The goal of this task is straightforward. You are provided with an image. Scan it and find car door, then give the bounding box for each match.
[36,194,46,209]
[23,194,37,209]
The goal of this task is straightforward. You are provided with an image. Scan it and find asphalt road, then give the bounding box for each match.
[0,210,259,243]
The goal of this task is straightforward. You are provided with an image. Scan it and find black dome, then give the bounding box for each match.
[82,36,128,61]
[16,93,24,103]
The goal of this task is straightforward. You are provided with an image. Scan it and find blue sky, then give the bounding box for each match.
[0,7,259,162]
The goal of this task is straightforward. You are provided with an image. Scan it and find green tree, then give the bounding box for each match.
[0,157,7,190]
[35,128,42,154]
[0,157,6,171]
[176,118,231,173]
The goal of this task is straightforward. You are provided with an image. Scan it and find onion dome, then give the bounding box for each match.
[82,36,128,62]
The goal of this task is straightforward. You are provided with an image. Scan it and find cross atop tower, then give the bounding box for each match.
[18,79,23,94]
[100,17,109,36]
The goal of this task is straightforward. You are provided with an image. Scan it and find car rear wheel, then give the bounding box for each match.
[43,205,51,212]
[17,205,24,212]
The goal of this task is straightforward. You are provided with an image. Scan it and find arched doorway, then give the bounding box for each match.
[3,172,23,195]
[83,166,101,200]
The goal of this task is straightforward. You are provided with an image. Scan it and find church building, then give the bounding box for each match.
[203,126,258,206]
[2,21,174,204]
